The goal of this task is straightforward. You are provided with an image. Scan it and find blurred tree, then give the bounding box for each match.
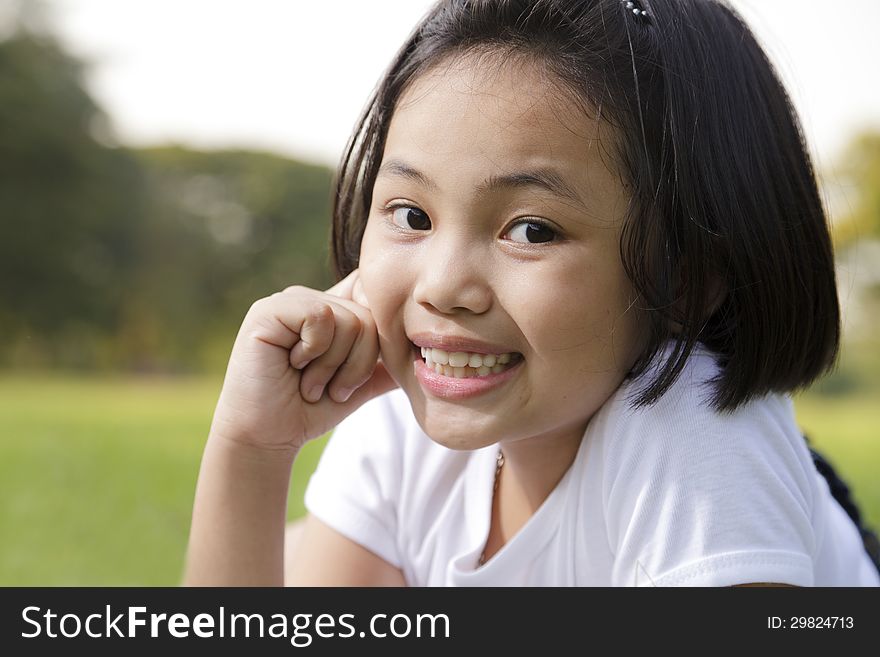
[0,27,147,369]
[830,132,880,248]
[126,147,333,373]
[0,22,335,374]
[815,130,880,397]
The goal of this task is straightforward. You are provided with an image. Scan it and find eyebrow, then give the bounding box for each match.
[376,158,585,206]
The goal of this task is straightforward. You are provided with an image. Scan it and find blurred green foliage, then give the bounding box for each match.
[1,27,335,376]
[832,132,880,248]
[0,28,145,363]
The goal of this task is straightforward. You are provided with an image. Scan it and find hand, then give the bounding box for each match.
[207,269,398,453]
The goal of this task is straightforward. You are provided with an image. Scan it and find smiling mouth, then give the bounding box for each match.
[414,344,523,379]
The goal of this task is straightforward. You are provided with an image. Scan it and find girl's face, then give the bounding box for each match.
[359,54,647,451]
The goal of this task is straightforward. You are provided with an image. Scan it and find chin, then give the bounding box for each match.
[407,401,498,451]
[423,429,492,451]
[395,375,506,450]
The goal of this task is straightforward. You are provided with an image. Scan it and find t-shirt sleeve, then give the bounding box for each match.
[603,391,817,587]
[302,391,405,569]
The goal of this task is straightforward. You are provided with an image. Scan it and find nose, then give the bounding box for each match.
[412,232,493,315]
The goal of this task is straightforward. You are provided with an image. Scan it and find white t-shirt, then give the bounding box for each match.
[303,347,880,586]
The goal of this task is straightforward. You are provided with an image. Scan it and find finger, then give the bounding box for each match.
[325,268,359,301]
[298,308,362,403]
[325,311,380,403]
[337,361,399,411]
[288,302,335,370]
[351,272,370,309]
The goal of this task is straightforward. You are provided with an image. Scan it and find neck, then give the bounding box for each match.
[479,422,587,565]
[497,421,586,514]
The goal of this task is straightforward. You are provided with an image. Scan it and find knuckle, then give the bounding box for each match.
[307,302,334,325]
[342,312,364,339]
[248,296,270,314]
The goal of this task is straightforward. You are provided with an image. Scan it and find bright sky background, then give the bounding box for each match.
[44,0,880,174]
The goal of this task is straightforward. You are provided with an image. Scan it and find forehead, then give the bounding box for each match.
[384,52,622,193]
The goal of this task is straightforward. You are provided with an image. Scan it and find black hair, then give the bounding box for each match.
[330,0,840,412]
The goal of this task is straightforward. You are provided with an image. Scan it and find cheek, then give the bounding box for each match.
[358,227,405,327]
[515,262,642,370]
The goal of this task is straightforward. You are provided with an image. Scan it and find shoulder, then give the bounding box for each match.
[603,344,810,473]
[304,387,476,575]
[597,345,820,585]
[302,390,418,572]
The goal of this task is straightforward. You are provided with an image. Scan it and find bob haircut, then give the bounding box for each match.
[331,0,840,412]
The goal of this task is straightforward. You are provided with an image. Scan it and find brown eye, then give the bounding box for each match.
[391,206,431,230]
[505,220,557,244]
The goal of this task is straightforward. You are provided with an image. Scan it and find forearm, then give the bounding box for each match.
[183,435,298,586]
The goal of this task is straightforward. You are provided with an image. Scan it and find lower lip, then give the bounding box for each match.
[412,349,523,400]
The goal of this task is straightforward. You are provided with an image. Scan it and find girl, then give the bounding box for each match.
[184,0,880,586]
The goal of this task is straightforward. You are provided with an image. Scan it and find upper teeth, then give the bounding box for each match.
[420,347,512,368]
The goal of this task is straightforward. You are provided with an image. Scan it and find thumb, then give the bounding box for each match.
[325,268,359,301]
[327,267,371,310]
[351,271,370,309]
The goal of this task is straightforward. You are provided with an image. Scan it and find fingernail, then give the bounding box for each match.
[336,387,354,403]
[307,384,324,402]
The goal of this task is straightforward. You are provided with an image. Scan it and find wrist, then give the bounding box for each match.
[186,431,296,587]
[205,431,300,468]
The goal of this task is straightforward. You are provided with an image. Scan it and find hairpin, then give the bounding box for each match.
[623,0,651,22]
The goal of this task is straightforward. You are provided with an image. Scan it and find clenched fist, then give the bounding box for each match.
[207,269,398,453]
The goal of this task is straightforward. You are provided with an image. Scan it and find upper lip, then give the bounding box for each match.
[408,332,520,355]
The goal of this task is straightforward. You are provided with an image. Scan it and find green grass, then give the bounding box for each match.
[0,372,328,585]
[0,372,877,585]
[792,391,880,532]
